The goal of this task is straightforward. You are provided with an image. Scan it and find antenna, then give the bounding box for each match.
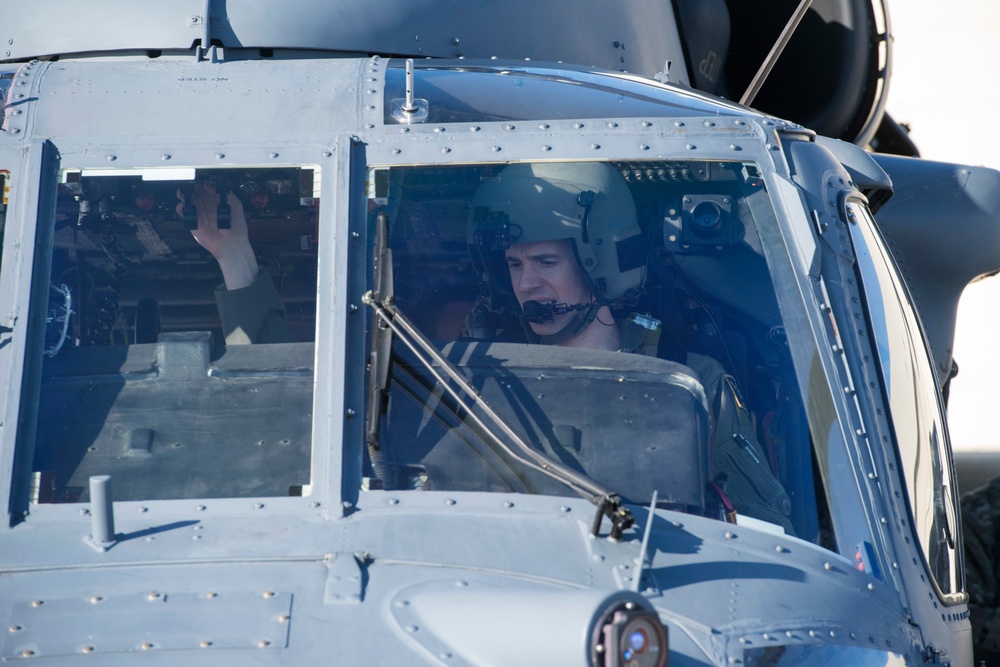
[402,59,418,113]
[739,0,813,107]
[389,58,429,123]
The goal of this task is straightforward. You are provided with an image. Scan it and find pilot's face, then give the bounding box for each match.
[504,239,593,336]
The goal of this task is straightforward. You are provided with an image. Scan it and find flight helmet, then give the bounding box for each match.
[468,162,645,304]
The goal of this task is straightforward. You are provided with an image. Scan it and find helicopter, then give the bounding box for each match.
[0,0,994,665]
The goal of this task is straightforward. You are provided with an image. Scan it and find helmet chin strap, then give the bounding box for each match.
[521,300,601,345]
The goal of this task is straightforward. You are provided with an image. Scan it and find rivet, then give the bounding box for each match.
[161,153,171,161]
[640,144,649,151]
[823,562,832,570]
[216,153,225,159]
[365,123,375,129]
[269,152,279,159]
[392,148,401,155]
[30,600,43,607]
[686,143,696,150]
[9,625,22,632]
[406,625,419,633]
[867,583,875,591]
[503,500,514,508]
[538,123,550,130]
[673,121,685,127]
[258,640,270,648]
[146,592,160,601]
[491,146,501,152]
[196,505,206,512]
[560,506,571,513]
[724,531,736,539]
[278,614,289,622]
[9,128,20,135]
[206,592,218,598]
[574,122,585,129]
[470,125,481,132]
[400,126,410,134]
[140,641,153,650]
[641,120,652,127]
[89,596,103,604]
[591,143,601,150]
[542,145,552,151]
[346,408,356,417]
[504,124,515,131]
[137,506,147,513]
[200,640,212,648]
[106,155,117,162]
[262,591,275,599]
[388,498,399,505]
[441,147,451,154]
[454,580,468,587]
[254,502,264,510]
[21,649,34,657]
[81,645,95,654]
[445,498,456,506]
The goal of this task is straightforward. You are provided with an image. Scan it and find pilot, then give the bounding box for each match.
[469,162,794,532]
[177,182,296,345]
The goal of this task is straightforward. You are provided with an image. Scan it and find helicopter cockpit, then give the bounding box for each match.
[360,159,821,541]
[24,156,827,541]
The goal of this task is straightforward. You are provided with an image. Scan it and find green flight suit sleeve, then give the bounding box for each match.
[214,270,297,345]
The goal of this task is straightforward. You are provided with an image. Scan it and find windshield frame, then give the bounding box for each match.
[350,129,867,553]
[2,139,350,525]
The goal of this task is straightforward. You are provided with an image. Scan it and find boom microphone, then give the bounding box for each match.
[521,300,593,323]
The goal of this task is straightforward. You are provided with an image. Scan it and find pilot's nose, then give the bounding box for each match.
[514,263,542,294]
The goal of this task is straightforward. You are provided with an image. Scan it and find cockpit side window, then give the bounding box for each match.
[359,160,825,543]
[26,166,320,504]
[847,200,963,599]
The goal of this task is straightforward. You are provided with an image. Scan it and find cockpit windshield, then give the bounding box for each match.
[29,166,319,503]
[361,160,824,541]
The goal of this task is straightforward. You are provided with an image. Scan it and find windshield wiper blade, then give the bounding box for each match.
[361,292,635,540]
[365,211,394,480]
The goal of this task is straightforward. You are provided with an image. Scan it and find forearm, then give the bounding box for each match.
[215,240,259,291]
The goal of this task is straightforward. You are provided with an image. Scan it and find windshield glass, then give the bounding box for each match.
[847,200,962,598]
[29,166,319,503]
[361,160,823,541]
[382,63,752,125]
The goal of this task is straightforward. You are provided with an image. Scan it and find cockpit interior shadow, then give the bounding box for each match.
[384,339,709,509]
[33,335,313,504]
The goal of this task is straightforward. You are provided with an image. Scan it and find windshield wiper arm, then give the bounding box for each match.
[364,211,394,482]
[361,292,635,540]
